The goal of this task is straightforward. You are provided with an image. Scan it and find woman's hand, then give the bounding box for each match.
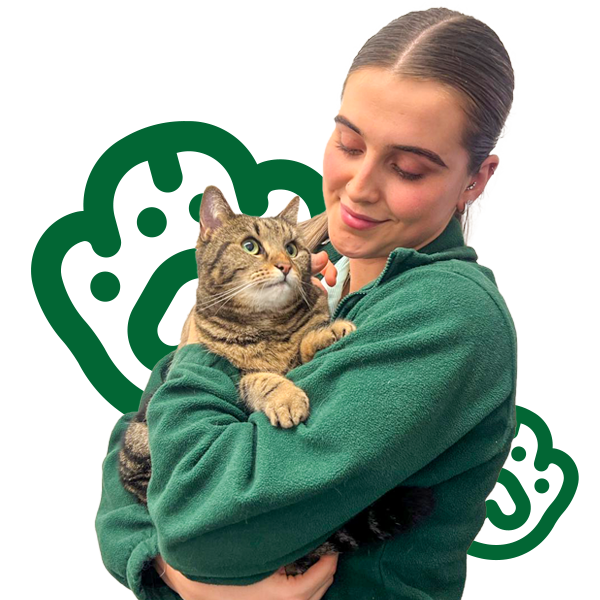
[310,251,337,295]
[153,554,339,600]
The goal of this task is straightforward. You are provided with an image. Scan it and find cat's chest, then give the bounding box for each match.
[196,323,306,375]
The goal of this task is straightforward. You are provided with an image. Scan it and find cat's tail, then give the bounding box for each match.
[118,418,151,505]
[283,486,436,575]
[334,485,436,548]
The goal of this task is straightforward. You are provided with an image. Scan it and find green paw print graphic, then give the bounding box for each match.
[468,406,578,559]
[31,121,325,413]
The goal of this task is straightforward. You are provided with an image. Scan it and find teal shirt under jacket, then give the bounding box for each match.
[95,217,517,600]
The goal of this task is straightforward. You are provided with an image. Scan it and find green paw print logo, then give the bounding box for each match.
[31,121,325,413]
[468,406,578,559]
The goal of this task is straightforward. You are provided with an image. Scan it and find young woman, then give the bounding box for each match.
[96,8,516,599]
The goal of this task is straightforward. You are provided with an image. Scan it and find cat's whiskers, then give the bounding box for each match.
[196,280,261,312]
[213,281,264,316]
[213,275,283,316]
[205,275,278,316]
[300,279,322,306]
[296,280,311,309]
[197,280,256,304]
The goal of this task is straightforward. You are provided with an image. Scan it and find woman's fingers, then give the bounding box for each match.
[306,553,339,579]
[311,251,337,288]
[310,576,335,600]
[291,554,339,597]
[310,251,329,275]
[311,276,327,295]
[150,553,339,600]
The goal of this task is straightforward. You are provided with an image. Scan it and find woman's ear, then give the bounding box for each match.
[458,155,499,212]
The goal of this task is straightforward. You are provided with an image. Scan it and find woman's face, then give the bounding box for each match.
[323,68,489,259]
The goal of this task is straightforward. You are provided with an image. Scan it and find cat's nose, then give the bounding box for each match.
[275,263,291,276]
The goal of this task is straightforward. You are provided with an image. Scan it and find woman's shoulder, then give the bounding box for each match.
[354,258,517,349]
[425,258,512,314]
[426,258,516,335]
[388,255,508,308]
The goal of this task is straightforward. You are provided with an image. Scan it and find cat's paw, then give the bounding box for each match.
[300,319,356,363]
[263,383,310,428]
[329,319,357,340]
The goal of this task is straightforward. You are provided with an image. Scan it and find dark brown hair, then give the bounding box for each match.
[340,7,515,241]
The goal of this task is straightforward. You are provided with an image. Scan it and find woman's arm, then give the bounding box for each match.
[95,253,339,599]
[95,402,339,600]
[152,554,338,600]
[95,353,179,600]
[145,268,517,584]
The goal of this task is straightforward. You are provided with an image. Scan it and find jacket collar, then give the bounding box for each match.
[322,216,477,280]
[327,217,480,319]
[418,215,467,255]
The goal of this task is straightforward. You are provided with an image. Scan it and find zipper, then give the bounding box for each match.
[332,251,398,320]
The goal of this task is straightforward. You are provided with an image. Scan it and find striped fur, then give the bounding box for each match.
[283,486,436,575]
[119,186,435,574]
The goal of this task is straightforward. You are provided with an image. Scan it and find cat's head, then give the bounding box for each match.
[195,186,318,313]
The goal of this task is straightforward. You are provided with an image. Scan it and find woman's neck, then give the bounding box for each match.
[347,256,389,295]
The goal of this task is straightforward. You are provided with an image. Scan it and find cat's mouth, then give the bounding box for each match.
[265,279,291,288]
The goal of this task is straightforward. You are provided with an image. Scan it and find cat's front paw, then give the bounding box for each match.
[300,319,356,363]
[264,382,310,428]
[329,319,357,340]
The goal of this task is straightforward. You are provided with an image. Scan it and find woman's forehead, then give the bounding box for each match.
[340,68,467,161]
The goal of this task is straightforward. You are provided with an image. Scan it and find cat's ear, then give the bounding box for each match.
[199,186,235,242]
[276,195,301,225]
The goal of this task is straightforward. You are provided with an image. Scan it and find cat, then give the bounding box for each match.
[119,185,435,575]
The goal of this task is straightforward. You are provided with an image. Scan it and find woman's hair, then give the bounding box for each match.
[337,7,515,242]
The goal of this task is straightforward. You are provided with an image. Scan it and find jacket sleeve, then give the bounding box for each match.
[95,352,181,600]
[145,269,517,585]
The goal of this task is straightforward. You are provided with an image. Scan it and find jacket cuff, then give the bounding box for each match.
[127,533,181,600]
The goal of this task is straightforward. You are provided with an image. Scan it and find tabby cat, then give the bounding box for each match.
[119,185,435,576]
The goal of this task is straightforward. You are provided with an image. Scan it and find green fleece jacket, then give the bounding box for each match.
[95,216,517,600]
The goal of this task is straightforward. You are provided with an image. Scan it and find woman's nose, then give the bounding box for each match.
[346,157,380,203]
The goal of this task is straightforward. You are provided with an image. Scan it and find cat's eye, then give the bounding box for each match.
[241,238,261,255]
[285,242,298,257]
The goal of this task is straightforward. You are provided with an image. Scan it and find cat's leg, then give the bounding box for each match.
[299,319,357,364]
[239,372,309,428]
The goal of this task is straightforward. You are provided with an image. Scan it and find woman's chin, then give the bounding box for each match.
[329,229,375,259]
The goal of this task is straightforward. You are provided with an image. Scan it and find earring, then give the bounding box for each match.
[464,166,495,192]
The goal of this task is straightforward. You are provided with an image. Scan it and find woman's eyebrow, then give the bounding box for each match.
[334,114,448,169]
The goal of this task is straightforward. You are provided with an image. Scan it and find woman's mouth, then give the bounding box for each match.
[340,203,387,231]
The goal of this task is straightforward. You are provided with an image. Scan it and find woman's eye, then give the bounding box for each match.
[285,242,298,257]
[336,141,362,156]
[242,238,261,255]
[336,141,423,181]
[391,164,424,181]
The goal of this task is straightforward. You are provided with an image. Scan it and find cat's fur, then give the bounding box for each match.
[119,185,435,576]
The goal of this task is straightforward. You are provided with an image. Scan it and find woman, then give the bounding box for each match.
[96,7,516,599]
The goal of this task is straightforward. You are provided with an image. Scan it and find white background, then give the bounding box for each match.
[5,1,598,598]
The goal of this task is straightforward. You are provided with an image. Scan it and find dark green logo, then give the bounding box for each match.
[468,406,578,559]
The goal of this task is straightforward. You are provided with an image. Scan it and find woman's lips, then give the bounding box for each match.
[340,203,387,230]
